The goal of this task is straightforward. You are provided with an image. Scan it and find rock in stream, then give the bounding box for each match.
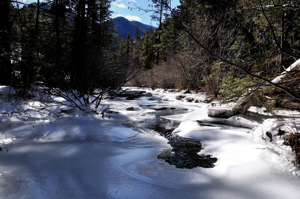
[158,135,217,169]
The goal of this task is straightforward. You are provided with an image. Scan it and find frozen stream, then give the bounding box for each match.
[0,88,300,198]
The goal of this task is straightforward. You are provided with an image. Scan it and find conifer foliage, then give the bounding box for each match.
[0,0,129,108]
[134,0,300,104]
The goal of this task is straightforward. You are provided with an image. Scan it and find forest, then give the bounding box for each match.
[1,0,300,111]
[2,1,300,198]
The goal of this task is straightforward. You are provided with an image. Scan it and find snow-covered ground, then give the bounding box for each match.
[0,87,300,199]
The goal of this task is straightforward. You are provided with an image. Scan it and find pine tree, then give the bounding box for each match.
[150,0,171,64]
[140,30,155,69]
[68,0,115,96]
[0,0,12,85]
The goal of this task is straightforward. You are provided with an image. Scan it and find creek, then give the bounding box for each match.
[127,104,218,169]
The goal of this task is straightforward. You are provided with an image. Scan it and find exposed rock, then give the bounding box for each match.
[154,107,168,111]
[176,95,186,100]
[167,89,176,92]
[144,92,152,97]
[276,129,286,137]
[126,96,136,100]
[60,107,75,114]
[204,96,214,103]
[157,135,217,169]
[126,107,135,111]
[148,97,160,101]
[110,90,150,100]
[266,131,273,142]
[157,148,172,159]
[180,89,191,94]
[184,97,194,102]
[168,136,202,153]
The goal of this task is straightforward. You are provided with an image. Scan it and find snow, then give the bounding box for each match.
[272,58,300,83]
[1,87,300,198]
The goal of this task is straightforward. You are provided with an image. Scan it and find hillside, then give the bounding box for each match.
[113,17,156,38]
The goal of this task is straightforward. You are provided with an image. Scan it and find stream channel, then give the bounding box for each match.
[126,103,217,169]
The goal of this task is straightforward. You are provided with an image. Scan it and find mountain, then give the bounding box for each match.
[113,17,156,39]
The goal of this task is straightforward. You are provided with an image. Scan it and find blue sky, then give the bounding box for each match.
[112,0,180,26]
[24,0,180,26]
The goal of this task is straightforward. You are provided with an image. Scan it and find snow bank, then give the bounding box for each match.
[0,117,24,129]
[1,87,300,199]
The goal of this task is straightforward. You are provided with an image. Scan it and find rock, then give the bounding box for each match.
[185,97,194,102]
[144,92,152,97]
[157,148,172,159]
[168,136,202,153]
[126,107,135,111]
[276,129,286,137]
[154,125,217,168]
[193,93,213,103]
[148,97,160,101]
[167,89,176,92]
[176,95,185,100]
[180,89,191,94]
[126,96,136,100]
[266,131,273,142]
[154,107,168,111]
[204,96,213,103]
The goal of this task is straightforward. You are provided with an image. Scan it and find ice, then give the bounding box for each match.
[1,87,300,198]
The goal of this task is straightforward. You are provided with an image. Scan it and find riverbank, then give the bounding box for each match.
[0,87,300,199]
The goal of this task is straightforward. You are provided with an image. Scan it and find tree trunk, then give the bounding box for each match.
[207,94,252,118]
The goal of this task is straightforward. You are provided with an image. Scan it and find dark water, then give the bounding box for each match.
[117,90,218,169]
[147,107,217,169]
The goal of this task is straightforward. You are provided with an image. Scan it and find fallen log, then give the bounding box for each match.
[207,94,252,118]
[208,59,300,118]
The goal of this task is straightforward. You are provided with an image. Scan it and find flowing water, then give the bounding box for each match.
[130,105,218,169]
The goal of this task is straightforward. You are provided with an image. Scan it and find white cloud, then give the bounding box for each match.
[125,15,141,21]
[116,14,124,17]
[113,2,127,8]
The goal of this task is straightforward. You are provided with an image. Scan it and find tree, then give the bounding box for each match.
[14,2,43,97]
[150,0,171,63]
[68,0,117,95]
[40,0,71,87]
[140,29,155,69]
[172,0,300,101]
[0,0,12,85]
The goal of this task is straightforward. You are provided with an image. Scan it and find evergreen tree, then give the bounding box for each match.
[0,0,12,85]
[16,2,43,97]
[41,0,71,87]
[69,0,115,96]
[140,30,155,69]
[150,0,171,64]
